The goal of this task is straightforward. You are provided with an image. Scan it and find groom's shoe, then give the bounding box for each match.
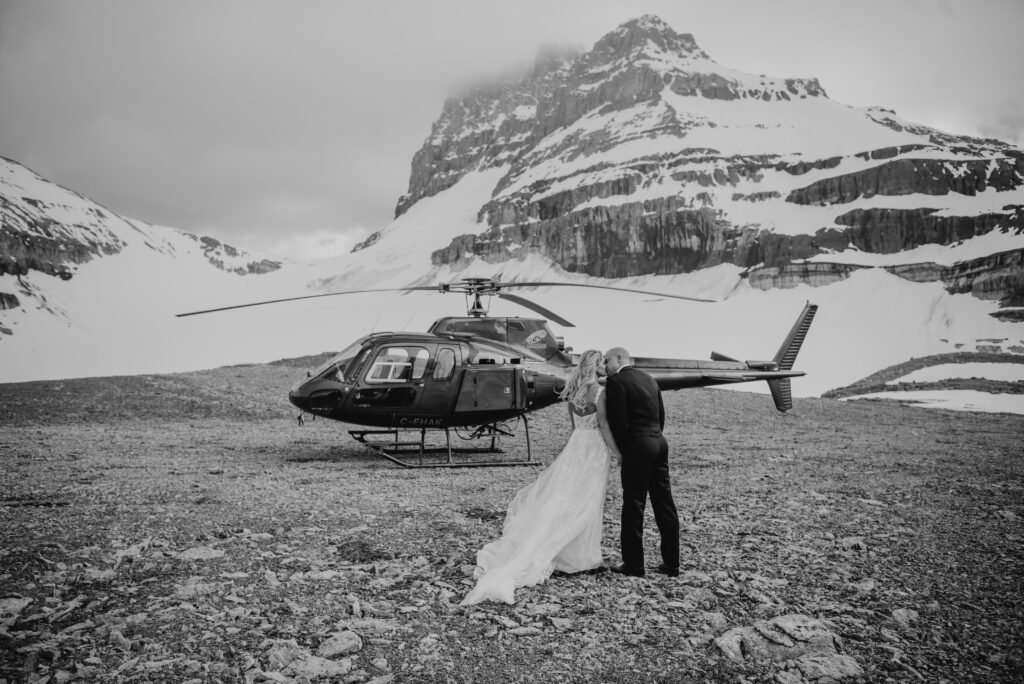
[655,564,679,577]
[610,564,645,578]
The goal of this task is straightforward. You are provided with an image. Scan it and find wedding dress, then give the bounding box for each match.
[460,389,611,606]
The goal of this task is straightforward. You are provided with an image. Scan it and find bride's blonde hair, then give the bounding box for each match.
[559,349,602,409]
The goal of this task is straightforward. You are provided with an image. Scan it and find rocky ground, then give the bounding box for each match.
[1,358,1022,683]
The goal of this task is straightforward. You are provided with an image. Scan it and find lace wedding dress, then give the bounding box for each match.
[460,390,611,605]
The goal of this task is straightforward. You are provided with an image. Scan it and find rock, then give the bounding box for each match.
[113,538,152,566]
[891,608,919,630]
[52,670,75,684]
[173,577,218,598]
[265,639,305,669]
[701,611,729,632]
[285,599,306,614]
[176,546,225,561]
[527,602,562,616]
[682,587,717,609]
[849,578,875,594]
[370,577,400,590]
[511,626,543,636]
[109,629,132,651]
[879,627,902,643]
[247,670,290,682]
[266,638,352,678]
[317,630,363,658]
[0,596,32,630]
[838,537,866,551]
[792,652,865,681]
[305,570,342,580]
[680,570,713,585]
[715,614,842,664]
[340,617,412,636]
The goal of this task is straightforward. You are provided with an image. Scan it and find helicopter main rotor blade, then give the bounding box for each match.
[495,292,574,327]
[497,281,717,303]
[175,287,439,317]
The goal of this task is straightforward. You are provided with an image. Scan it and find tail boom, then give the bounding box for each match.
[636,302,817,412]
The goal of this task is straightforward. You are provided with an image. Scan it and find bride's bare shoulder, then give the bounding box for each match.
[570,383,600,416]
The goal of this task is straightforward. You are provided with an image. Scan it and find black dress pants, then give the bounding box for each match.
[620,434,679,572]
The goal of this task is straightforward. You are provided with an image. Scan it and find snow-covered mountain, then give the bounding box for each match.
[1,15,1022,413]
[389,16,1024,298]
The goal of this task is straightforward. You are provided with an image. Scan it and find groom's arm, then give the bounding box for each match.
[605,376,628,453]
[658,390,665,431]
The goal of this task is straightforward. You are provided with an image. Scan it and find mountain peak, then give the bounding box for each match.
[593,14,709,61]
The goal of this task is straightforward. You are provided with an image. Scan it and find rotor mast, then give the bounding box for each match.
[443,277,498,318]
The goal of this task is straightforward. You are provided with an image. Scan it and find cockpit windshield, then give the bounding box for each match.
[312,341,368,383]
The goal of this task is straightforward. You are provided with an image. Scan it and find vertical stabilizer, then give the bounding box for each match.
[773,302,818,371]
[765,302,817,412]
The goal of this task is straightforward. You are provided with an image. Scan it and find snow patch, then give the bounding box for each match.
[843,390,1024,415]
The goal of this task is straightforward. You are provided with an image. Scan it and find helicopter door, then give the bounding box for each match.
[353,346,430,417]
[411,345,459,417]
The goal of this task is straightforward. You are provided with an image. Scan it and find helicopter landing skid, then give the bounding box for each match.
[348,418,538,468]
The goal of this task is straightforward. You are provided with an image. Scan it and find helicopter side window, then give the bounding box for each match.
[410,348,429,379]
[433,348,456,380]
[366,346,429,384]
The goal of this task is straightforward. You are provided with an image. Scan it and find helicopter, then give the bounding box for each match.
[178,277,817,468]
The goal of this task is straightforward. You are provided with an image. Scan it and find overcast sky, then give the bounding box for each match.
[1,0,1022,259]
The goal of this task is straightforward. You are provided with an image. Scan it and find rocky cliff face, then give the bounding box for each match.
[384,15,1024,302]
[0,191,126,280]
[747,248,1024,302]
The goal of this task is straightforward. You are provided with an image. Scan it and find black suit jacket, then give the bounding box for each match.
[605,366,665,456]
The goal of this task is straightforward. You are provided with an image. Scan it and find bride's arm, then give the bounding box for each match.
[596,392,622,466]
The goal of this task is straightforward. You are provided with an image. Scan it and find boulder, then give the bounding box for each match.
[714,614,843,664]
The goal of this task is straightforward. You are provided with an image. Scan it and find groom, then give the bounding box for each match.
[603,347,680,578]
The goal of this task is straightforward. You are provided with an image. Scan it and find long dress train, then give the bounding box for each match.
[460,398,611,605]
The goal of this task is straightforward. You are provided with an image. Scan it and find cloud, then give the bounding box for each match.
[977,105,1024,146]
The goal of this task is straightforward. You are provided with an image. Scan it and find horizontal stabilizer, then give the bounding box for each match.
[703,374,754,383]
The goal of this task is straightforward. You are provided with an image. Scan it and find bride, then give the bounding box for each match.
[460,349,621,606]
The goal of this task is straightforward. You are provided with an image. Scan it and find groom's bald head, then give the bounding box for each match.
[604,347,631,375]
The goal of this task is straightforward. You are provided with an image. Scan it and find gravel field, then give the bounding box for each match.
[1,358,1022,683]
